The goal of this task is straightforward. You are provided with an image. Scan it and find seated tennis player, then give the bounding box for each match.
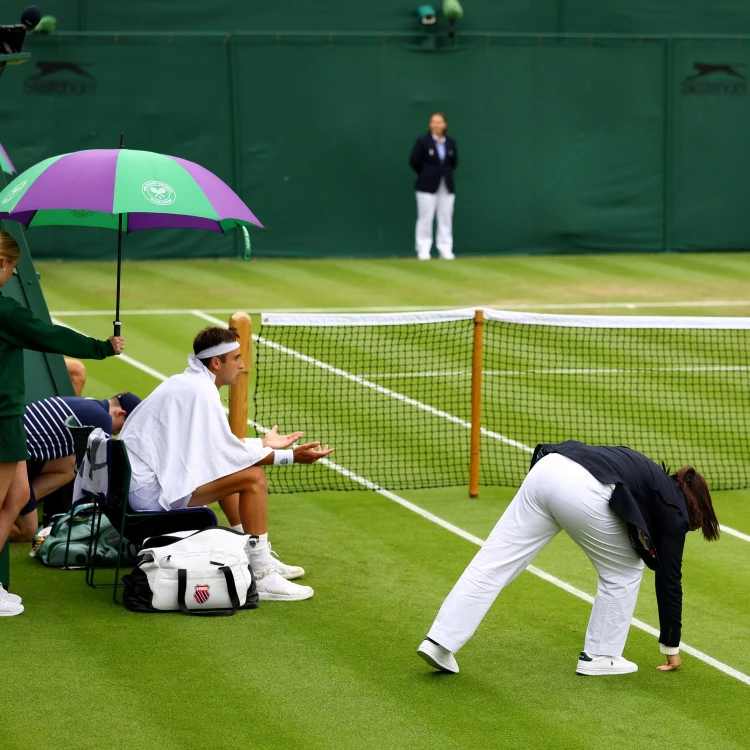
[417,441,720,675]
[119,326,333,602]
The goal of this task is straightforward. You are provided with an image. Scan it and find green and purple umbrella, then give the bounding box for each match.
[0,145,263,334]
[0,142,16,175]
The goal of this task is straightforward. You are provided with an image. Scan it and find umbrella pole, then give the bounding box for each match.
[114,213,122,337]
[113,131,125,338]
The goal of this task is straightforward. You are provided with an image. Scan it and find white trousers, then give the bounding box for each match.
[415,179,455,258]
[427,453,644,657]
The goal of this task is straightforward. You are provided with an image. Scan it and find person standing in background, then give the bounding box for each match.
[409,112,458,261]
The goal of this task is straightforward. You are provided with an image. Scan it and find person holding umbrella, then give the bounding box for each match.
[0,230,124,616]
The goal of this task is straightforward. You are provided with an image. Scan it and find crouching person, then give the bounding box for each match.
[119,326,333,602]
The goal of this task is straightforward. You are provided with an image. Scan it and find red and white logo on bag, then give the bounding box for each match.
[194,585,210,604]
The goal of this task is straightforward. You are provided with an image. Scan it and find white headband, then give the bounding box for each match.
[195,341,240,359]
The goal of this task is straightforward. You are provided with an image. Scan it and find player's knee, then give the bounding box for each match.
[245,464,268,490]
[61,454,77,482]
[65,358,87,395]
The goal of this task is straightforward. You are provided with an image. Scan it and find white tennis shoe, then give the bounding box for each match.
[576,652,638,675]
[417,639,459,673]
[268,544,305,580]
[0,584,22,604]
[254,565,314,601]
[0,598,24,617]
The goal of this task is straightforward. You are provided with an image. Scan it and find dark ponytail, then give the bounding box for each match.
[673,467,720,541]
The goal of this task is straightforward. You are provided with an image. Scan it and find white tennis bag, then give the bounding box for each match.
[123,528,258,615]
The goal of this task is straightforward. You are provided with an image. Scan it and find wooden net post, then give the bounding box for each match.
[229,311,252,440]
[469,308,484,498]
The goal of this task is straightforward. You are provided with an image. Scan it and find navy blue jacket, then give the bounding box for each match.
[409,133,458,194]
[532,441,690,648]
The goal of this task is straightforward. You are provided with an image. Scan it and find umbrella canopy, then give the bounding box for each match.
[0,142,16,175]
[0,148,263,231]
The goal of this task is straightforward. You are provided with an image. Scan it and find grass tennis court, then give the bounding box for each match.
[5,253,750,750]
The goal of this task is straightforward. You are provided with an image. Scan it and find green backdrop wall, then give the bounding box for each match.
[31,1,750,34]
[2,33,750,259]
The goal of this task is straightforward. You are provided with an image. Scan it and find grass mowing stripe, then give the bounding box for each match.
[50,318,170,382]
[53,315,750,685]
[193,311,532,454]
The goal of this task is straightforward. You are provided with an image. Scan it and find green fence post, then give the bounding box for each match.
[663,36,674,253]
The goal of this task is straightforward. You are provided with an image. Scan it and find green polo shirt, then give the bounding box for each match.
[0,292,114,419]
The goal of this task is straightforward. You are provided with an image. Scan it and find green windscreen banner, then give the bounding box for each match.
[1,33,749,259]
[35,1,750,34]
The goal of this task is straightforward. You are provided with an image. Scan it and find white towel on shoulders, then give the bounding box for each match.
[119,356,271,511]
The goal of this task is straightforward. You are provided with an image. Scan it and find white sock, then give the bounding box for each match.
[231,524,244,533]
[247,532,273,571]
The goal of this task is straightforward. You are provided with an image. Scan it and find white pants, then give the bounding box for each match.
[427,453,644,657]
[415,179,455,258]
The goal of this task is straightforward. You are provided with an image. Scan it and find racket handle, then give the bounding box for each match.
[113,321,121,337]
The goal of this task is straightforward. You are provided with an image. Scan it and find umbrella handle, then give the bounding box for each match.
[113,321,121,337]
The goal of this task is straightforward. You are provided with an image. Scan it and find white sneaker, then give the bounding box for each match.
[417,253,431,261]
[576,651,638,675]
[0,599,24,617]
[417,639,459,673]
[0,584,22,604]
[254,566,314,601]
[268,544,305,580]
[438,252,456,260]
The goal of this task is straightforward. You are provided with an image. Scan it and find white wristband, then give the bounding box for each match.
[273,450,294,466]
[660,644,680,656]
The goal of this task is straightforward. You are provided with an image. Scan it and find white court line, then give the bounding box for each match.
[50,299,750,317]
[55,315,750,685]
[192,311,532,454]
[191,310,750,545]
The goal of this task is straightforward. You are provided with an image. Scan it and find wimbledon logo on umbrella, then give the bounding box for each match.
[1,180,28,205]
[142,180,176,206]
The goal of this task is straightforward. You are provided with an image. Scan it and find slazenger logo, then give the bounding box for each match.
[1,180,28,205]
[24,62,97,97]
[682,63,748,95]
[142,180,176,206]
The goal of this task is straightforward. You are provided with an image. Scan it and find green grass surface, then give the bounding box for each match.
[4,253,750,750]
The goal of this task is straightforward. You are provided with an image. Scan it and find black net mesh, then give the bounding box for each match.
[254,316,473,492]
[481,319,750,491]
[254,311,750,493]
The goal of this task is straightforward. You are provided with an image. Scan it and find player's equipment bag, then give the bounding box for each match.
[123,527,258,616]
[34,503,139,569]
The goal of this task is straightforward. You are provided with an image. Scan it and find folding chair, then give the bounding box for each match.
[84,438,218,603]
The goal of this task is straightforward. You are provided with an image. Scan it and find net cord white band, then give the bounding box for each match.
[262,308,750,330]
[195,341,241,359]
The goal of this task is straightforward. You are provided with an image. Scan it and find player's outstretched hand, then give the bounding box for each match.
[293,441,334,464]
[656,654,681,671]
[262,425,304,449]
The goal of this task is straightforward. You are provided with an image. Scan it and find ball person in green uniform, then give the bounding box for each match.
[0,231,124,615]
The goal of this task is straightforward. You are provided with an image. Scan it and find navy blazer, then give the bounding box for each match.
[409,132,458,194]
[532,441,690,648]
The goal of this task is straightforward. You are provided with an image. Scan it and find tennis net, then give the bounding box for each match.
[254,309,750,492]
